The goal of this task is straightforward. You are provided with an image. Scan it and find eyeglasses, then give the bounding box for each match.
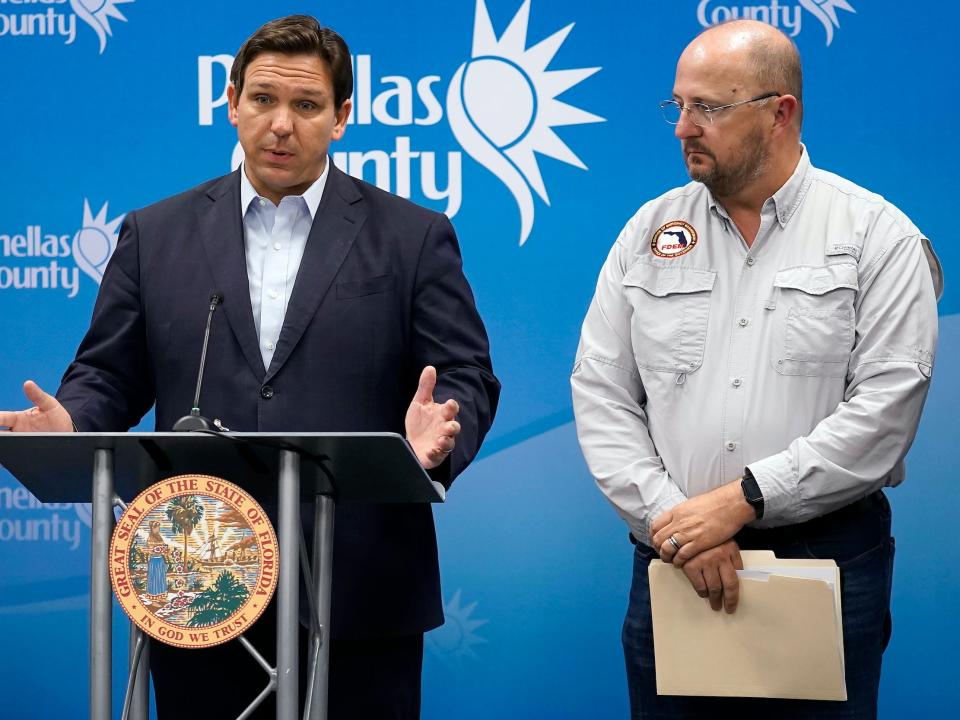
[659,92,781,127]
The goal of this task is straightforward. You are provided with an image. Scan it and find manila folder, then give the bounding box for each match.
[648,550,845,701]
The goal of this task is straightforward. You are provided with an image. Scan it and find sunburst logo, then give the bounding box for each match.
[73,199,124,285]
[69,0,133,54]
[797,0,855,45]
[447,0,604,246]
[425,589,488,669]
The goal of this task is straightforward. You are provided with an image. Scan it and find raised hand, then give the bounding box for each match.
[405,366,461,469]
[0,381,74,433]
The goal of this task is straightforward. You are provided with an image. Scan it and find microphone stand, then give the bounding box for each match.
[173,292,223,432]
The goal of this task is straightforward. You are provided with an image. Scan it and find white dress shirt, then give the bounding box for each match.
[239,161,328,369]
[572,147,942,544]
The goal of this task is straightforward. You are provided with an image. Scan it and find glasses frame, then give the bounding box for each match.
[659,92,781,126]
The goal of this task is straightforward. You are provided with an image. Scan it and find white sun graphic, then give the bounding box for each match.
[447,0,604,245]
[425,589,489,669]
[73,199,124,286]
[70,0,135,54]
[798,0,855,46]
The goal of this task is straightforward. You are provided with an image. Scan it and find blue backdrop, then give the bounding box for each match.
[0,1,955,717]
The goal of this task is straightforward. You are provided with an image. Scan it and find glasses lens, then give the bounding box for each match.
[659,101,681,125]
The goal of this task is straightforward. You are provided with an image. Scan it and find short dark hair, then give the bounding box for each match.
[230,15,353,110]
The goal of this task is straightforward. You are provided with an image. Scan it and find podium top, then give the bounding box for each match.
[0,432,444,504]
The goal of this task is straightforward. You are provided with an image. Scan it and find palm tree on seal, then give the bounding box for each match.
[187,571,250,627]
[165,496,204,570]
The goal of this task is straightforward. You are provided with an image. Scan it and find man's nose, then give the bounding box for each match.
[271,107,293,137]
[674,108,701,140]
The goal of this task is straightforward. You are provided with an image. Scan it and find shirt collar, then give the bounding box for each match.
[707,144,813,228]
[239,157,330,220]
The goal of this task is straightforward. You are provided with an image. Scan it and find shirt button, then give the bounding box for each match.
[268,290,279,300]
[260,385,274,400]
[265,341,275,350]
[725,441,737,451]
[746,257,756,266]
[738,318,749,327]
[258,199,266,207]
[274,242,282,251]
[732,378,743,388]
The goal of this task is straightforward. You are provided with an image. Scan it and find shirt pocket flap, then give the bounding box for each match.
[622,263,716,297]
[773,263,858,296]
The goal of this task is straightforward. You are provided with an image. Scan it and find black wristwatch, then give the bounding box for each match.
[741,468,764,519]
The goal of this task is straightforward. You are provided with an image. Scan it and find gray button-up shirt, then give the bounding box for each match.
[572,148,942,545]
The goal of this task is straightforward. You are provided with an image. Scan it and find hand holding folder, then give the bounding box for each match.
[649,550,846,701]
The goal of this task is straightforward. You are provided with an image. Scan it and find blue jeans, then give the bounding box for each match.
[622,491,895,719]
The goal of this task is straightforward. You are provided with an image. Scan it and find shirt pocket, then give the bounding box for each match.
[622,263,716,374]
[771,263,857,377]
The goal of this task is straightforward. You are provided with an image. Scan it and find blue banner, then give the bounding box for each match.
[1,1,955,717]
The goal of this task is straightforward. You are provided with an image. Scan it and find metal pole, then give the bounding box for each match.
[126,626,150,720]
[305,495,335,720]
[277,449,301,720]
[90,448,114,720]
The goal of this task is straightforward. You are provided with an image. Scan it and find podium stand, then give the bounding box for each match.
[0,432,443,720]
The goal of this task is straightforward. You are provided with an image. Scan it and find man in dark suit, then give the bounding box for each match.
[0,15,499,719]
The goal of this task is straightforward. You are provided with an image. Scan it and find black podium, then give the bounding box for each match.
[0,432,443,720]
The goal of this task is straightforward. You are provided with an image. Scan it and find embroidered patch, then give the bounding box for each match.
[651,220,698,258]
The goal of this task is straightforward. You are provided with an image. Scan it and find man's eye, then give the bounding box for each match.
[254,95,271,105]
[297,102,317,111]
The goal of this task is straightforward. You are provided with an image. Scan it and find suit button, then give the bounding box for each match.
[260,385,274,400]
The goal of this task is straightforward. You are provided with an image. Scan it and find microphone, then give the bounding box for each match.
[173,291,223,432]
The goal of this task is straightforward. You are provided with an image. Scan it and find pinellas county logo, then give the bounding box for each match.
[110,475,279,649]
[697,0,856,46]
[0,0,134,54]
[199,0,606,248]
[0,199,124,297]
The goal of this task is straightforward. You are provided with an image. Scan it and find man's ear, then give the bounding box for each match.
[772,94,800,131]
[227,83,240,128]
[331,99,353,141]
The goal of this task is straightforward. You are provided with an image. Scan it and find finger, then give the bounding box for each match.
[683,564,709,598]
[650,513,672,539]
[658,539,676,563]
[731,547,744,571]
[673,540,697,567]
[442,420,461,438]
[440,399,459,420]
[0,410,19,429]
[413,366,436,404]
[719,559,740,614]
[23,380,57,412]
[702,565,723,611]
[435,435,455,453]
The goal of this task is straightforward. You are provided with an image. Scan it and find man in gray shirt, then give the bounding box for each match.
[572,19,940,718]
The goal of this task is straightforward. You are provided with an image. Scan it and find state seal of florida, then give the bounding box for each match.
[109,474,279,649]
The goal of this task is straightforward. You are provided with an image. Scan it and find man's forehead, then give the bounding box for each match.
[674,43,754,97]
[244,53,333,89]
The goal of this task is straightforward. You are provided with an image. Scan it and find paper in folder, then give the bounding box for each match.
[649,550,846,701]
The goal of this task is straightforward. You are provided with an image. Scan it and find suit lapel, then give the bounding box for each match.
[265,163,366,381]
[198,171,267,380]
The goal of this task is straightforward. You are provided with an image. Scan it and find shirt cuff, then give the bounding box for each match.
[638,488,687,547]
[746,452,799,523]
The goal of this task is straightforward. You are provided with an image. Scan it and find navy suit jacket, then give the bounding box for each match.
[57,164,500,638]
